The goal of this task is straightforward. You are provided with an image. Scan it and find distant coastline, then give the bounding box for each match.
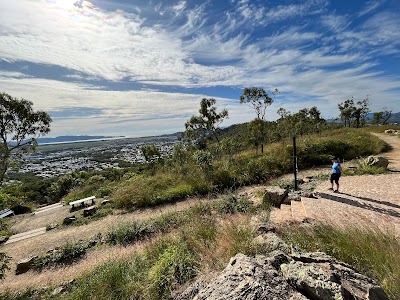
[37,135,125,145]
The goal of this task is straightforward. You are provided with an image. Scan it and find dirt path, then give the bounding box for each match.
[371,132,400,171]
[272,131,400,237]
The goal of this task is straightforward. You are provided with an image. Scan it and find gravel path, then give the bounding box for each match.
[303,132,400,235]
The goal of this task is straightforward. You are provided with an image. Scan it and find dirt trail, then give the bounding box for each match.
[371,132,400,171]
[272,131,400,237]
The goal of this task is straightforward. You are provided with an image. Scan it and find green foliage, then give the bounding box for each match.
[0,219,11,237]
[338,96,370,128]
[343,160,388,176]
[32,241,91,270]
[148,242,196,299]
[215,194,255,214]
[106,212,187,246]
[141,144,161,163]
[240,87,277,153]
[0,252,11,280]
[183,98,228,148]
[112,172,210,209]
[282,224,400,300]
[0,92,52,183]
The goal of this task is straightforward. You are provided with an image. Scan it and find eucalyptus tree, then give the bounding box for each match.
[240,87,278,154]
[0,93,52,183]
[184,98,228,149]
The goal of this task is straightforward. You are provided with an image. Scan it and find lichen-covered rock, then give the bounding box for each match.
[263,187,288,207]
[186,254,307,300]
[365,156,389,169]
[251,233,291,254]
[177,234,389,300]
[281,255,389,300]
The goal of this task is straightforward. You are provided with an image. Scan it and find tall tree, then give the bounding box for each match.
[338,98,355,127]
[381,108,392,125]
[352,97,370,128]
[184,98,228,149]
[0,92,52,183]
[240,87,278,153]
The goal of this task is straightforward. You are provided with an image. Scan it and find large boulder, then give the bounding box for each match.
[16,256,38,275]
[177,234,389,300]
[365,156,389,169]
[263,187,288,207]
[281,252,389,300]
[0,236,9,244]
[63,215,76,225]
[178,254,307,300]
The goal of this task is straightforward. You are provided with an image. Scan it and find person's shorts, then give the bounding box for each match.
[330,173,341,184]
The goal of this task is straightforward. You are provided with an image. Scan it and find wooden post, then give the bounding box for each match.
[293,136,298,191]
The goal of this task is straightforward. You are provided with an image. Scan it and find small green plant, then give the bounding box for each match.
[0,252,11,280]
[215,194,255,214]
[148,242,196,299]
[106,212,186,246]
[33,241,91,270]
[345,160,388,175]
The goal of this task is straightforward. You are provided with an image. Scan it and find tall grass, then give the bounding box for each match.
[282,224,400,300]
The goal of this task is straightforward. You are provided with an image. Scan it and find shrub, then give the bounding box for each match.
[33,241,90,270]
[112,172,210,209]
[0,252,11,280]
[215,194,255,214]
[106,212,186,246]
[148,242,196,299]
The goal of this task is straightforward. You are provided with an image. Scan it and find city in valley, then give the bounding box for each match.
[16,135,179,178]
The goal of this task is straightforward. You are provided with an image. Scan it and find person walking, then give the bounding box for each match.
[330,157,342,193]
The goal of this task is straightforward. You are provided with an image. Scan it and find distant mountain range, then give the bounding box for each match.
[327,111,400,124]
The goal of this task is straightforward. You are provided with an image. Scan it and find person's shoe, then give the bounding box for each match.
[334,190,340,193]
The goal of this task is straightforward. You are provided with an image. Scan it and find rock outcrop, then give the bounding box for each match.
[16,256,38,275]
[176,233,389,300]
[83,205,97,217]
[263,187,288,207]
[365,156,389,169]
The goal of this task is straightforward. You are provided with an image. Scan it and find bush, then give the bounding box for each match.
[106,212,186,246]
[215,194,255,214]
[112,172,210,209]
[33,241,90,270]
[0,252,11,281]
[148,242,196,299]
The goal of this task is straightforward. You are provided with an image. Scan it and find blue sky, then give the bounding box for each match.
[0,0,399,137]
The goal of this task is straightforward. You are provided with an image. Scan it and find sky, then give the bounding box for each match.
[0,0,399,137]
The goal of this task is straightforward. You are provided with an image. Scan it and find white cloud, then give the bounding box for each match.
[358,0,384,17]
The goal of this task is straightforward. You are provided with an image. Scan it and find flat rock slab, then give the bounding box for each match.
[33,203,64,215]
[5,227,46,245]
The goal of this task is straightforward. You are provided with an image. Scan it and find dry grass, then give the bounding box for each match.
[0,235,159,292]
[10,205,70,234]
[1,196,221,262]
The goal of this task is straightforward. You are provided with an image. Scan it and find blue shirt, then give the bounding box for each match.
[332,162,341,174]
